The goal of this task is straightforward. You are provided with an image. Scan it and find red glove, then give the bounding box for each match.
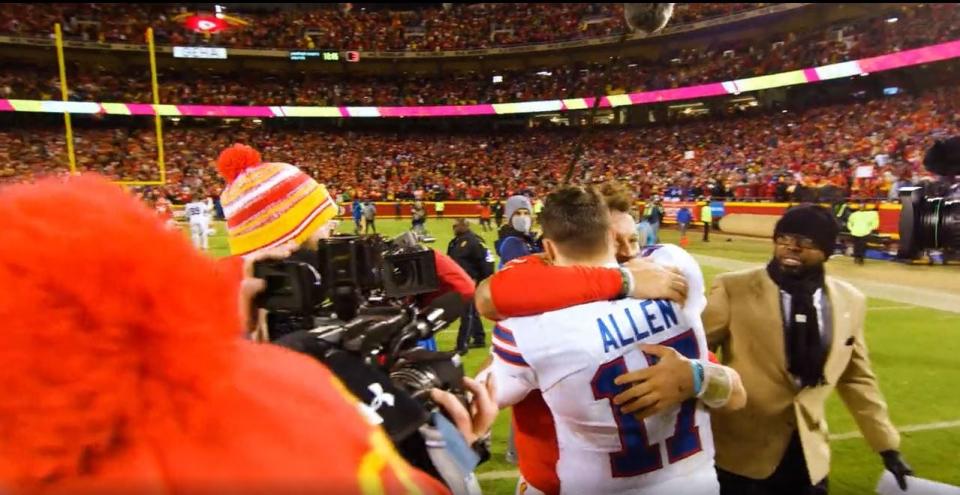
[489,255,622,318]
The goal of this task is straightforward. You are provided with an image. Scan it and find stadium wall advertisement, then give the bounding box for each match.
[336,201,903,239]
[2,38,959,119]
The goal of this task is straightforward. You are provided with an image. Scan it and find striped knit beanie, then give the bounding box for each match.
[217,144,337,257]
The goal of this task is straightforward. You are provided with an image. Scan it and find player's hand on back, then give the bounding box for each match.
[622,257,688,304]
[611,344,694,421]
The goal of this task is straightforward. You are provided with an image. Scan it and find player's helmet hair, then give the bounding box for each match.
[597,181,635,214]
[541,186,610,258]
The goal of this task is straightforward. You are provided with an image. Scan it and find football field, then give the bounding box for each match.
[195,218,960,494]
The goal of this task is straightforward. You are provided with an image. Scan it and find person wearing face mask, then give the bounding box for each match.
[495,195,541,268]
[700,204,912,495]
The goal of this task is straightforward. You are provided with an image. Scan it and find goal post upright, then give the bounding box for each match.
[53,23,77,175]
[147,27,167,185]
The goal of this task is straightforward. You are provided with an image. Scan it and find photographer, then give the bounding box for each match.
[217,144,493,493]
[0,174,449,495]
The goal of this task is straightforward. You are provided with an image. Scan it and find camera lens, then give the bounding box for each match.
[900,186,960,257]
[922,197,960,250]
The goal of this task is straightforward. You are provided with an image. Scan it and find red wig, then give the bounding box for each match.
[0,175,448,494]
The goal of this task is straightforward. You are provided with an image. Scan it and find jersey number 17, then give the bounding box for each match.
[590,329,703,477]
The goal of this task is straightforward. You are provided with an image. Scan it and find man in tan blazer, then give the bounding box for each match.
[702,204,912,494]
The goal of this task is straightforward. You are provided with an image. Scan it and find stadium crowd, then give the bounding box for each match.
[1,85,955,205]
[1,3,956,107]
[0,3,761,51]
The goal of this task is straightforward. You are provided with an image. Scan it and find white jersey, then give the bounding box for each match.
[488,245,717,495]
[184,201,211,224]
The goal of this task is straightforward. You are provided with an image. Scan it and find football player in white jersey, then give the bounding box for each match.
[481,186,744,495]
[184,195,212,250]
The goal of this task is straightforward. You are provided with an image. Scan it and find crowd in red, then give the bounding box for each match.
[2,4,956,107]
[2,85,955,206]
[0,3,760,51]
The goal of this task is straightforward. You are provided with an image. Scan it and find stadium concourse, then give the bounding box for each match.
[2,2,960,494]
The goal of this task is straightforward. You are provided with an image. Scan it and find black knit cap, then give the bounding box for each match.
[774,204,839,257]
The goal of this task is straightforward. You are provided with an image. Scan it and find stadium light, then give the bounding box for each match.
[886,17,898,23]
[492,75,503,83]
[536,71,552,77]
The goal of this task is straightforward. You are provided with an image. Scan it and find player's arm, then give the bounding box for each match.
[475,255,688,321]
[474,324,537,408]
[429,249,476,302]
[612,346,746,420]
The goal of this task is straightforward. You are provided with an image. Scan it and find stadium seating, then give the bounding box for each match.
[1,3,956,106]
[0,3,763,51]
[1,85,955,206]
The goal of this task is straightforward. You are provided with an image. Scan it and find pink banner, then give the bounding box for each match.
[630,83,729,105]
[126,103,158,116]
[379,104,496,117]
[858,38,960,73]
[177,105,275,117]
[0,38,958,118]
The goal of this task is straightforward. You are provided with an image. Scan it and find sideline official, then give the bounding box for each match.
[703,204,911,494]
[448,218,494,353]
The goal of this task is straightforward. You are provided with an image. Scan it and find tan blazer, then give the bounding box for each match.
[702,267,899,483]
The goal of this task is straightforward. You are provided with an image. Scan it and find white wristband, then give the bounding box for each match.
[698,361,734,409]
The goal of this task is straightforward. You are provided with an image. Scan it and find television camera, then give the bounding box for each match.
[252,231,469,409]
[898,137,960,259]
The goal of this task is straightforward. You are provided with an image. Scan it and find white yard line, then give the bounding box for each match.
[477,419,960,481]
[867,305,918,311]
[692,254,960,314]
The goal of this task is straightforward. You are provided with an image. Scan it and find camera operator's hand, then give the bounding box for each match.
[429,376,497,445]
[239,242,298,338]
[622,257,688,304]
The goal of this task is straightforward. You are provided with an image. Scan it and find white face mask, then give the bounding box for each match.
[512,216,532,233]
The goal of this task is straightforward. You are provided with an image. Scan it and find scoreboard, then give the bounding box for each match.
[289,51,361,62]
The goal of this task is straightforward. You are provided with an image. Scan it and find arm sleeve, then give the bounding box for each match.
[428,250,476,303]
[702,277,732,353]
[489,256,623,318]
[835,292,900,453]
[477,324,538,408]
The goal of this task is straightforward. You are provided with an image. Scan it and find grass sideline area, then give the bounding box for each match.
[190,218,960,494]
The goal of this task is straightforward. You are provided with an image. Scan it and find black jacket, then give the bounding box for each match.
[447,231,494,282]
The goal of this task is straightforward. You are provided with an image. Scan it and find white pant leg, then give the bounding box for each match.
[200,221,209,249]
[189,221,206,250]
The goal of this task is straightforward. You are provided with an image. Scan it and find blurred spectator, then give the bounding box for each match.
[0,84,956,205]
[0,3,764,52]
[3,4,957,107]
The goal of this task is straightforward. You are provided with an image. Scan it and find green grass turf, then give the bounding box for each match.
[191,218,960,494]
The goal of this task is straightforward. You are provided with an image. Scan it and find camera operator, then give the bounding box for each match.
[0,174,450,495]
[217,144,494,493]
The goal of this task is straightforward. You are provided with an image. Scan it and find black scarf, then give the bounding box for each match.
[766,260,827,388]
